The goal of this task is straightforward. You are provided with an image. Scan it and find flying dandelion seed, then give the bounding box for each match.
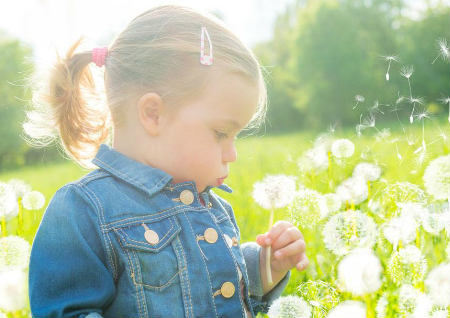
[386,245,427,286]
[337,248,382,296]
[375,128,391,142]
[383,55,399,81]
[400,66,414,118]
[267,295,312,318]
[432,38,450,64]
[353,95,365,110]
[408,96,425,123]
[322,210,378,256]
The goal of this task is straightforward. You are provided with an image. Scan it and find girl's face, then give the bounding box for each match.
[157,72,260,193]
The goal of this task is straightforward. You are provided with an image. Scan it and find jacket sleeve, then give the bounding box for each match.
[29,184,115,318]
[241,242,291,314]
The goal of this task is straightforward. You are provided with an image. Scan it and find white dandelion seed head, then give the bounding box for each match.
[425,262,450,307]
[421,209,445,235]
[376,128,391,142]
[355,95,365,103]
[0,182,19,220]
[398,284,433,318]
[353,162,382,182]
[297,280,340,317]
[375,295,388,318]
[331,139,355,159]
[327,300,366,318]
[298,146,329,173]
[400,65,414,79]
[387,245,427,286]
[431,309,449,318]
[438,96,450,105]
[337,248,382,296]
[7,179,31,199]
[383,55,399,62]
[289,188,329,228]
[398,202,429,223]
[0,269,28,312]
[378,182,427,218]
[423,155,450,201]
[322,210,378,256]
[22,190,46,210]
[252,174,297,210]
[267,295,312,318]
[383,215,417,250]
[323,193,342,214]
[437,38,450,61]
[335,176,368,205]
[409,97,425,105]
[0,235,31,271]
[314,133,335,152]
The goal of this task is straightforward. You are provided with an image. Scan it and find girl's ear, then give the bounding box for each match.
[137,92,166,136]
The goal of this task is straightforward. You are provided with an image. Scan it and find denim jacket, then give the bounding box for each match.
[28,144,290,318]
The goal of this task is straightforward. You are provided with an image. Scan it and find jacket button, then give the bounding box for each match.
[207,202,213,208]
[180,190,194,205]
[204,228,218,243]
[144,230,159,245]
[221,282,235,298]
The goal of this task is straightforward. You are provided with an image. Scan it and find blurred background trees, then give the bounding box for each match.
[0,0,449,170]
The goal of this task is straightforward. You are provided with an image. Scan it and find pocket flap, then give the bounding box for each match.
[115,217,181,252]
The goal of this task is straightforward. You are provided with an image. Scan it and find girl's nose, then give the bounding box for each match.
[223,141,237,163]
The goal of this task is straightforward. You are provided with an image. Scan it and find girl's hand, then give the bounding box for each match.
[256,221,308,291]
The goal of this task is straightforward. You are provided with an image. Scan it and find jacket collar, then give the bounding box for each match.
[92,144,233,197]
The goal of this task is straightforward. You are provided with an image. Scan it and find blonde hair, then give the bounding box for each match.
[23,5,267,168]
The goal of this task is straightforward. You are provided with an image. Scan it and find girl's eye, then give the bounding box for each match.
[214,130,229,139]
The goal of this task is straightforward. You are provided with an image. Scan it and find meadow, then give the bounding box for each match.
[0,119,449,318]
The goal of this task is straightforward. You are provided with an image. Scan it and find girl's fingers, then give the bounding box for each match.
[271,226,303,250]
[267,221,301,243]
[296,255,309,271]
[273,239,306,259]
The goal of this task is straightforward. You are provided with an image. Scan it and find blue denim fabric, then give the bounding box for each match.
[29,144,290,318]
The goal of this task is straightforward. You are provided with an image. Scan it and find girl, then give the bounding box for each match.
[26,5,308,318]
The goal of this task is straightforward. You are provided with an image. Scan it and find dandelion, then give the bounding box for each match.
[353,162,382,182]
[0,235,31,271]
[386,245,427,286]
[383,215,418,250]
[322,210,378,256]
[0,182,19,223]
[432,38,450,64]
[298,146,329,173]
[0,269,29,312]
[22,190,46,210]
[327,300,366,318]
[383,55,399,81]
[337,248,382,296]
[267,295,312,318]
[375,128,391,142]
[252,174,297,285]
[353,95,365,110]
[421,208,445,235]
[425,262,450,307]
[314,133,335,151]
[335,176,368,205]
[298,281,340,318]
[331,139,355,158]
[398,284,432,317]
[289,188,329,228]
[423,155,450,201]
[323,193,342,214]
[377,182,427,218]
[7,179,31,199]
[400,65,414,80]
[408,96,425,123]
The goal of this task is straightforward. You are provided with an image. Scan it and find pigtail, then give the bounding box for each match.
[23,37,111,168]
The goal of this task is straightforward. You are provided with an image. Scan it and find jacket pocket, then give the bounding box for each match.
[114,216,182,290]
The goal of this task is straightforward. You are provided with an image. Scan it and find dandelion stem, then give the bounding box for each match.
[266,208,274,286]
[351,199,355,211]
[1,215,6,237]
[364,294,375,318]
[328,151,333,189]
[415,228,420,248]
[17,197,23,236]
[367,181,371,200]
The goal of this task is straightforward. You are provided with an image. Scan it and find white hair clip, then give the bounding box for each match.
[200,26,213,66]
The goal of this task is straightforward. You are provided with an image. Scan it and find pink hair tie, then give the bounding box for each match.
[92,47,108,67]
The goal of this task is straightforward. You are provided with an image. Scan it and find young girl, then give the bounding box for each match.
[27,5,308,318]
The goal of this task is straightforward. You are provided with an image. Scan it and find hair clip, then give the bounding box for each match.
[200,26,213,66]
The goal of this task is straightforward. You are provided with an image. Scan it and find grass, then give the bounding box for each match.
[1,121,449,317]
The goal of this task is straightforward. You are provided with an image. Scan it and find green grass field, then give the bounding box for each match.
[1,122,449,317]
